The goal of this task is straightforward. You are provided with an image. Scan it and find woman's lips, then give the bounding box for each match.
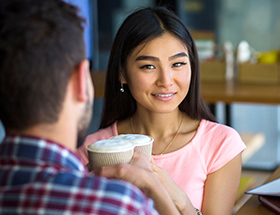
[152,93,176,101]
[153,93,174,97]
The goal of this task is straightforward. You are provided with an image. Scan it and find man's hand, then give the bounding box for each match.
[94,149,180,215]
[94,149,154,195]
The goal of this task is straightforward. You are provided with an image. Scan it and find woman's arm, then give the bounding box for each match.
[151,160,197,215]
[151,153,242,215]
[201,153,242,215]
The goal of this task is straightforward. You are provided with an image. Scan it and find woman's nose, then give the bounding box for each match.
[156,68,173,87]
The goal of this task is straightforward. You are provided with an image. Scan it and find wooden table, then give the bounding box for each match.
[201,81,280,105]
[235,166,280,215]
[92,71,106,98]
[200,81,280,125]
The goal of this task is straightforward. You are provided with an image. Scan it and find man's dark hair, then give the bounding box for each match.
[0,0,85,132]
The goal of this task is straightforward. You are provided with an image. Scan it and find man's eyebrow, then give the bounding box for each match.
[168,52,188,60]
[135,56,159,61]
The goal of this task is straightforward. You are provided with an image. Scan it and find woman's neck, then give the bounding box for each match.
[126,108,200,155]
[130,109,184,139]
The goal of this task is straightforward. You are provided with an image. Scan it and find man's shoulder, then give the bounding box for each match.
[52,169,147,200]
[0,169,156,215]
[48,171,156,214]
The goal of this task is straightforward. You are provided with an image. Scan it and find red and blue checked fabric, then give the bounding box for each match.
[0,135,158,215]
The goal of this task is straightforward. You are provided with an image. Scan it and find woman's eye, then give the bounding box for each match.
[172,62,187,67]
[140,65,155,69]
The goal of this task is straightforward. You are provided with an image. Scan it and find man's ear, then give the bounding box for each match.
[76,60,90,102]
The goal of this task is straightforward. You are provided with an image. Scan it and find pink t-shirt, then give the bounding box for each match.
[77,119,246,209]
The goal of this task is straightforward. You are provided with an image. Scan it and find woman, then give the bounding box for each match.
[78,7,246,215]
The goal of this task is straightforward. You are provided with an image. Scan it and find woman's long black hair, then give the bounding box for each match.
[99,7,216,129]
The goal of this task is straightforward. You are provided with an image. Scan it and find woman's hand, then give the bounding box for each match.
[151,159,196,215]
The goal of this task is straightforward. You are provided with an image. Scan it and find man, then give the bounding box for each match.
[0,0,179,214]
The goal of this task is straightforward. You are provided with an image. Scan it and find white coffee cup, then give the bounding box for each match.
[110,134,154,160]
[87,139,134,170]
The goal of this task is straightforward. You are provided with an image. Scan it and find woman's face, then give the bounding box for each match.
[123,32,191,114]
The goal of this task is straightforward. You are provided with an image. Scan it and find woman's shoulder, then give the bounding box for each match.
[197,120,246,173]
[199,119,240,138]
[195,119,244,150]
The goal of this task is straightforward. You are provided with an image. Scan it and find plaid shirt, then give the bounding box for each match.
[0,135,159,215]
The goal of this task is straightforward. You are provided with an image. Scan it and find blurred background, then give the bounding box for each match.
[1,0,280,172]
[91,0,280,171]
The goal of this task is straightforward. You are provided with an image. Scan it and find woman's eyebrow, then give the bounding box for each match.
[135,52,188,61]
[168,52,188,60]
[135,55,159,61]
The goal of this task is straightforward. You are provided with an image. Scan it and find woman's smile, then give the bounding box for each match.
[152,92,176,101]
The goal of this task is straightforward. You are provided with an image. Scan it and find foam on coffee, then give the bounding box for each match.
[110,134,154,159]
[110,134,153,146]
[87,139,134,153]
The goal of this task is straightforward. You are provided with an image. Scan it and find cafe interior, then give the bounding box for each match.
[0,0,279,214]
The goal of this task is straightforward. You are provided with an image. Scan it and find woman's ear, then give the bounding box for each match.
[120,68,127,84]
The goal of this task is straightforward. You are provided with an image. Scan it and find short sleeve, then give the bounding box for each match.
[199,121,246,174]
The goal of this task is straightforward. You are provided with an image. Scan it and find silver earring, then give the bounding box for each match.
[120,83,124,93]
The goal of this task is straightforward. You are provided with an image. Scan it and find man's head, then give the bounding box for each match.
[0,0,92,142]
